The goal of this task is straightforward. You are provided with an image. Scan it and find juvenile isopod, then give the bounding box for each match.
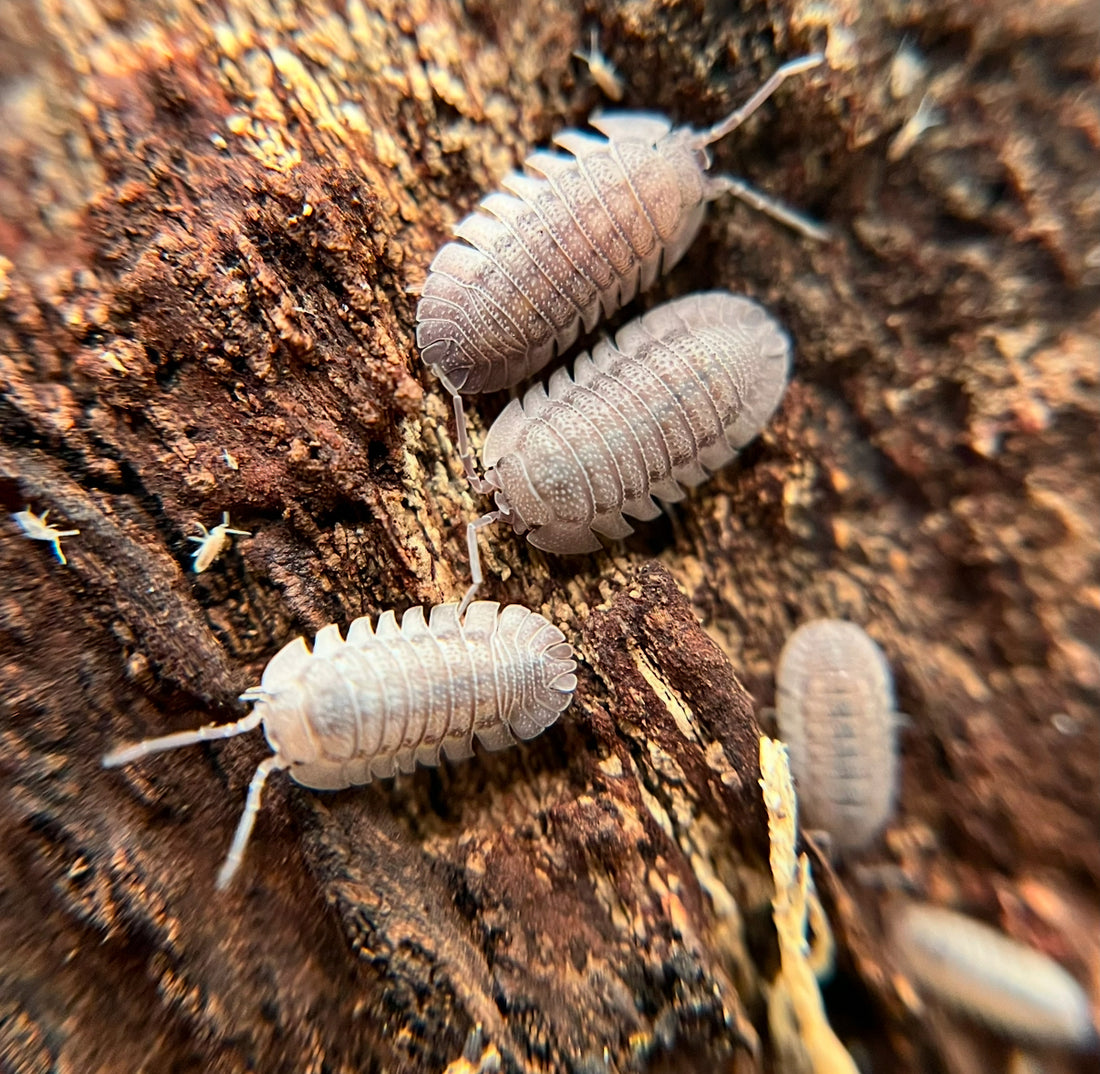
[891,902,1099,1051]
[775,619,899,854]
[573,29,624,102]
[416,53,827,395]
[188,511,251,573]
[103,601,577,889]
[454,290,791,600]
[12,506,80,565]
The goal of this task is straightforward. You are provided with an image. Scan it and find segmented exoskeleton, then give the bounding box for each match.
[103,601,578,889]
[775,619,899,854]
[416,54,827,396]
[455,291,791,602]
[891,902,1099,1050]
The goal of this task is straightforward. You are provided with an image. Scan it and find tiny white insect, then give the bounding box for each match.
[188,511,251,573]
[573,29,624,101]
[775,619,899,854]
[103,600,578,889]
[12,506,80,565]
[891,902,1099,1051]
[887,94,944,163]
[221,447,239,471]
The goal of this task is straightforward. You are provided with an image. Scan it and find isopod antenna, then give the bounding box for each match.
[452,393,508,615]
[102,710,290,890]
[693,53,831,241]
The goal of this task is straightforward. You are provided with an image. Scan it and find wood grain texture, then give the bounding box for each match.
[1,1,1098,1072]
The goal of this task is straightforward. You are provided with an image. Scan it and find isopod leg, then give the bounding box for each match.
[459,511,504,615]
[701,53,825,146]
[710,174,831,241]
[216,754,289,891]
[102,711,263,768]
[453,394,495,494]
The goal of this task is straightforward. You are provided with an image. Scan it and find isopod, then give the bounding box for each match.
[416,53,827,396]
[188,511,251,573]
[775,619,899,854]
[890,902,1099,1050]
[573,29,624,102]
[12,506,79,565]
[103,601,577,889]
[455,291,790,600]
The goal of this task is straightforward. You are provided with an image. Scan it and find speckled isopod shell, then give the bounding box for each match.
[416,55,824,394]
[775,619,898,853]
[474,291,791,554]
[103,601,578,889]
[891,902,1099,1050]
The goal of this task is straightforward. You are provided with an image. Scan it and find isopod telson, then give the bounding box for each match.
[455,291,791,602]
[12,506,80,565]
[416,53,827,396]
[775,619,899,854]
[103,601,577,889]
[891,902,1099,1051]
[188,511,252,573]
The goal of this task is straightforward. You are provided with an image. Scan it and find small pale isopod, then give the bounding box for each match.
[12,506,79,565]
[573,29,624,101]
[188,511,251,573]
[417,53,827,395]
[103,601,577,889]
[454,291,790,601]
[891,902,1099,1050]
[775,619,899,854]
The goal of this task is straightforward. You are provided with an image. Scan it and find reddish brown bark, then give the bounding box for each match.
[1,1,1097,1072]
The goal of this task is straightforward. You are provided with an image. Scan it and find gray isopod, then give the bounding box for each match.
[775,619,899,854]
[891,902,1099,1050]
[416,54,827,396]
[103,601,578,889]
[455,290,791,598]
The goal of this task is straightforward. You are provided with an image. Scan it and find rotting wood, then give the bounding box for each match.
[1,1,1098,1072]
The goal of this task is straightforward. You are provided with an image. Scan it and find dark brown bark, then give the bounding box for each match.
[1,1,1097,1072]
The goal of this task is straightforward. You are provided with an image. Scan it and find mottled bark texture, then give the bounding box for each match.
[1,1,1098,1072]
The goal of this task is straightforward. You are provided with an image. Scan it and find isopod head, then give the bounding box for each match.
[246,634,323,768]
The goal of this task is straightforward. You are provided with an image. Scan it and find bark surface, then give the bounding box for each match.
[1,1,1097,1072]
